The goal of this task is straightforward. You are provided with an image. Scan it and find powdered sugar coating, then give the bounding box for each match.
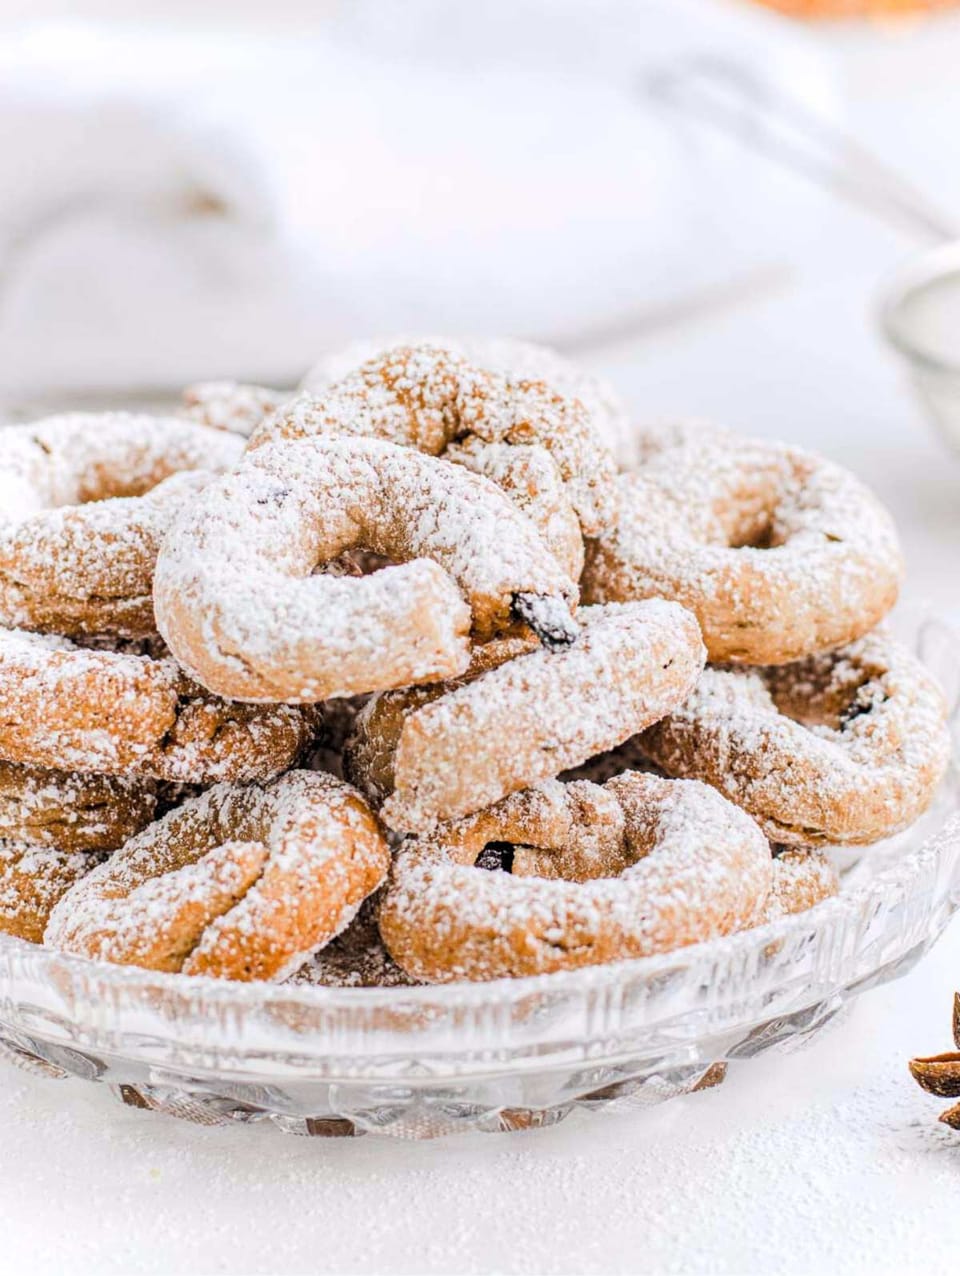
[1,472,218,640]
[0,412,242,514]
[0,760,157,852]
[762,847,840,921]
[0,413,242,638]
[379,773,772,982]
[0,629,314,782]
[347,600,706,833]
[300,334,634,474]
[154,435,576,703]
[641,630,950,846]
[250,344,618,537]
[0,841,103,943]
[46,771,390,982]
[301,335,630,435]
[582,432,904,665]
[444,436,584,579]
[180,382,287,437]
[619,417,732,469]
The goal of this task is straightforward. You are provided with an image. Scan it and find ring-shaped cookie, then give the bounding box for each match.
[248,343,618,540]
[345,601,705,832]
[582,431,903,664]
[0,629,314,782]
[300,334,633,469]
[0,761,158,852]
[378,773,772,982]
[639,632,950,846]
[46,771,391,981]
[0,842,104,943]
[183,337,632,464]
[441,436,585,580]
[181,382,286,437]
[154,435,579,703]
[0,413,243,638]
[763,848,840,922]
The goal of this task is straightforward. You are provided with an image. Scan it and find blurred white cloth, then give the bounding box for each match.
[0,1,833,400]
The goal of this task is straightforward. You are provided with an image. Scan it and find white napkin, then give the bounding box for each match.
[0,2,833,401]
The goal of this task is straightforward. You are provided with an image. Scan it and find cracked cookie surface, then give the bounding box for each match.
[46,771,390,981]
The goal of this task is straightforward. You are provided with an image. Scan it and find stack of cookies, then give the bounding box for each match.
[0,340,948,986]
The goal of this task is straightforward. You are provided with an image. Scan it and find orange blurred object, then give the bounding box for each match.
[752,0,959,15]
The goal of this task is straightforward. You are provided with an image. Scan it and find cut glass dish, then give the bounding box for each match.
[0,611,957,1140]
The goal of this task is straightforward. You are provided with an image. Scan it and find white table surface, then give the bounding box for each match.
[5,12,960,1276]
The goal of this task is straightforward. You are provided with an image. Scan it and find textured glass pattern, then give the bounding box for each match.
[0,615,957,1140]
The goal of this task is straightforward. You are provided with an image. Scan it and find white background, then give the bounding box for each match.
[1,6,960,1274]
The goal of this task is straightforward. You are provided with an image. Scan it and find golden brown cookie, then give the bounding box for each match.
[640,632,950,846]
[0,629,315,782]
[0,843,103,943]
[250,343,618,540]
[180,381,286,437]
[0,761,158,852]
[46,771,391,981]
[154,435,578,703]
[582,428,903,665]
[763,848,840,921]
[443,436,584,579]
[379,774,772,982]
[300,335,633,470]
[345,601,705,832]
[0,412,242,638]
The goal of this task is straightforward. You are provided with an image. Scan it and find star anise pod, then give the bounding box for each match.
[909,993,960,1129]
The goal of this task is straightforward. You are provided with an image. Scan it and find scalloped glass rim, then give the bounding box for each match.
[0,608,958,1134]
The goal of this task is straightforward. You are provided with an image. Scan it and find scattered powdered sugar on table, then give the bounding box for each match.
[5,954,957,1276]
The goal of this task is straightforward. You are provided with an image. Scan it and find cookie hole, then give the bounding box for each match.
[768,668,889,733]
[728,515,778,550]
